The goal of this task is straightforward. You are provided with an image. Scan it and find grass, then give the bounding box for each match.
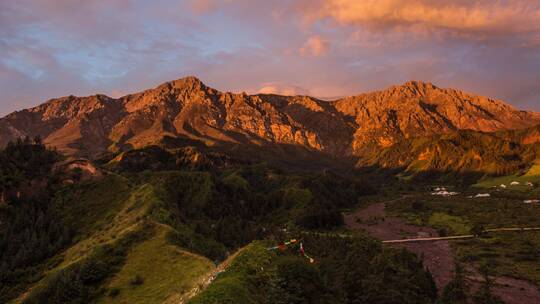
[13,176,216,304]
[473,162,540,191]
[525,162,540,176]
[53,174,132,236]
[388,193,540,229]
[55,182,157,268]
[96,224,214,304]
[455,232,540,285]
[20,225,152,304]
[428,212,471,235]
[396,172,414,181]
[11,180,158,303]
[189,243,273,304]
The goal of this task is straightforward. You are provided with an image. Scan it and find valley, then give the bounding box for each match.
[2,78,540,304]
[3,0,540,302]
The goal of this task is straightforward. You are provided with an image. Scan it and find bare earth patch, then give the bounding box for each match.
[345,202,454,288]
[345,202,540,304]
[469,273,540,304]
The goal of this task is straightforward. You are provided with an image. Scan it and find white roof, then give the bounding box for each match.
[431,191,459,196]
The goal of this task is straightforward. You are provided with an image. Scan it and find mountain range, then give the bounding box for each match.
[1,76,539,176]
[3,77,540,304]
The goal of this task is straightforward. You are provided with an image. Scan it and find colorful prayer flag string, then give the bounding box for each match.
[267,239,315,263]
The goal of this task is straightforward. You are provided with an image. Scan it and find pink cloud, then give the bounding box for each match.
[109,89,127,98]
[299,36,330,57]
[304,0,540,41]
[188,0,234,14]
[257,83,311,96]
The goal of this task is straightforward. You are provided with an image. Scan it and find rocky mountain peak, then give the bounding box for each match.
[1,76,539,158]
[121,76,216,113]
[399,80,438,95]
[159,76,207,92]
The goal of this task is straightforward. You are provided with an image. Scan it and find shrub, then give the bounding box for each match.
[269,256,327,304]
[283,187,313,207]
[472,263,504,304]
[439,263,469,304]
[295,205,344,230]
[411,201,425,211]
[221,172,249,193]
[437,227,449,237]
[130,275,144,286]
[166,229,227,262]
[108,288,120,297]
[470,224,485,237]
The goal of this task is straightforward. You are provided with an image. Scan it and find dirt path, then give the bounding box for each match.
[172,246,249,304]
[344,202,540,304]
[383,235,474,243]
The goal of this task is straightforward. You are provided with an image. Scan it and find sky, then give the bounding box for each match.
[1,0,539,116]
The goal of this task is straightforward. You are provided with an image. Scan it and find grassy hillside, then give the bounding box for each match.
[0,141,220,304]
[188,243,272,304]
[51,179,153,271]
[97,224,213,304]
[473,160,540,192]
[20,223,152,304]
[10,177,216,304]
[359,127,540,185]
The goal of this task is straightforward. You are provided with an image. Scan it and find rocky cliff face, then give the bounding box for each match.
[333,81,540,151]
[1,77,539,159]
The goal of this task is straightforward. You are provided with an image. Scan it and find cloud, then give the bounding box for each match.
[0,0,539,116]
[299,36,330,57]
[257,83,311,96]
[308,0,540,41]
[188,0,235,14]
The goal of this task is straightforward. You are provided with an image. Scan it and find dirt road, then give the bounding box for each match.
[382,227,540,243]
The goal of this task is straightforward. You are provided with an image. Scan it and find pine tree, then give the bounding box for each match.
[439,262,469,304]
[473,264,505,304]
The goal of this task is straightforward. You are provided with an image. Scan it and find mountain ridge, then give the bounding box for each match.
[1,76,539,159]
